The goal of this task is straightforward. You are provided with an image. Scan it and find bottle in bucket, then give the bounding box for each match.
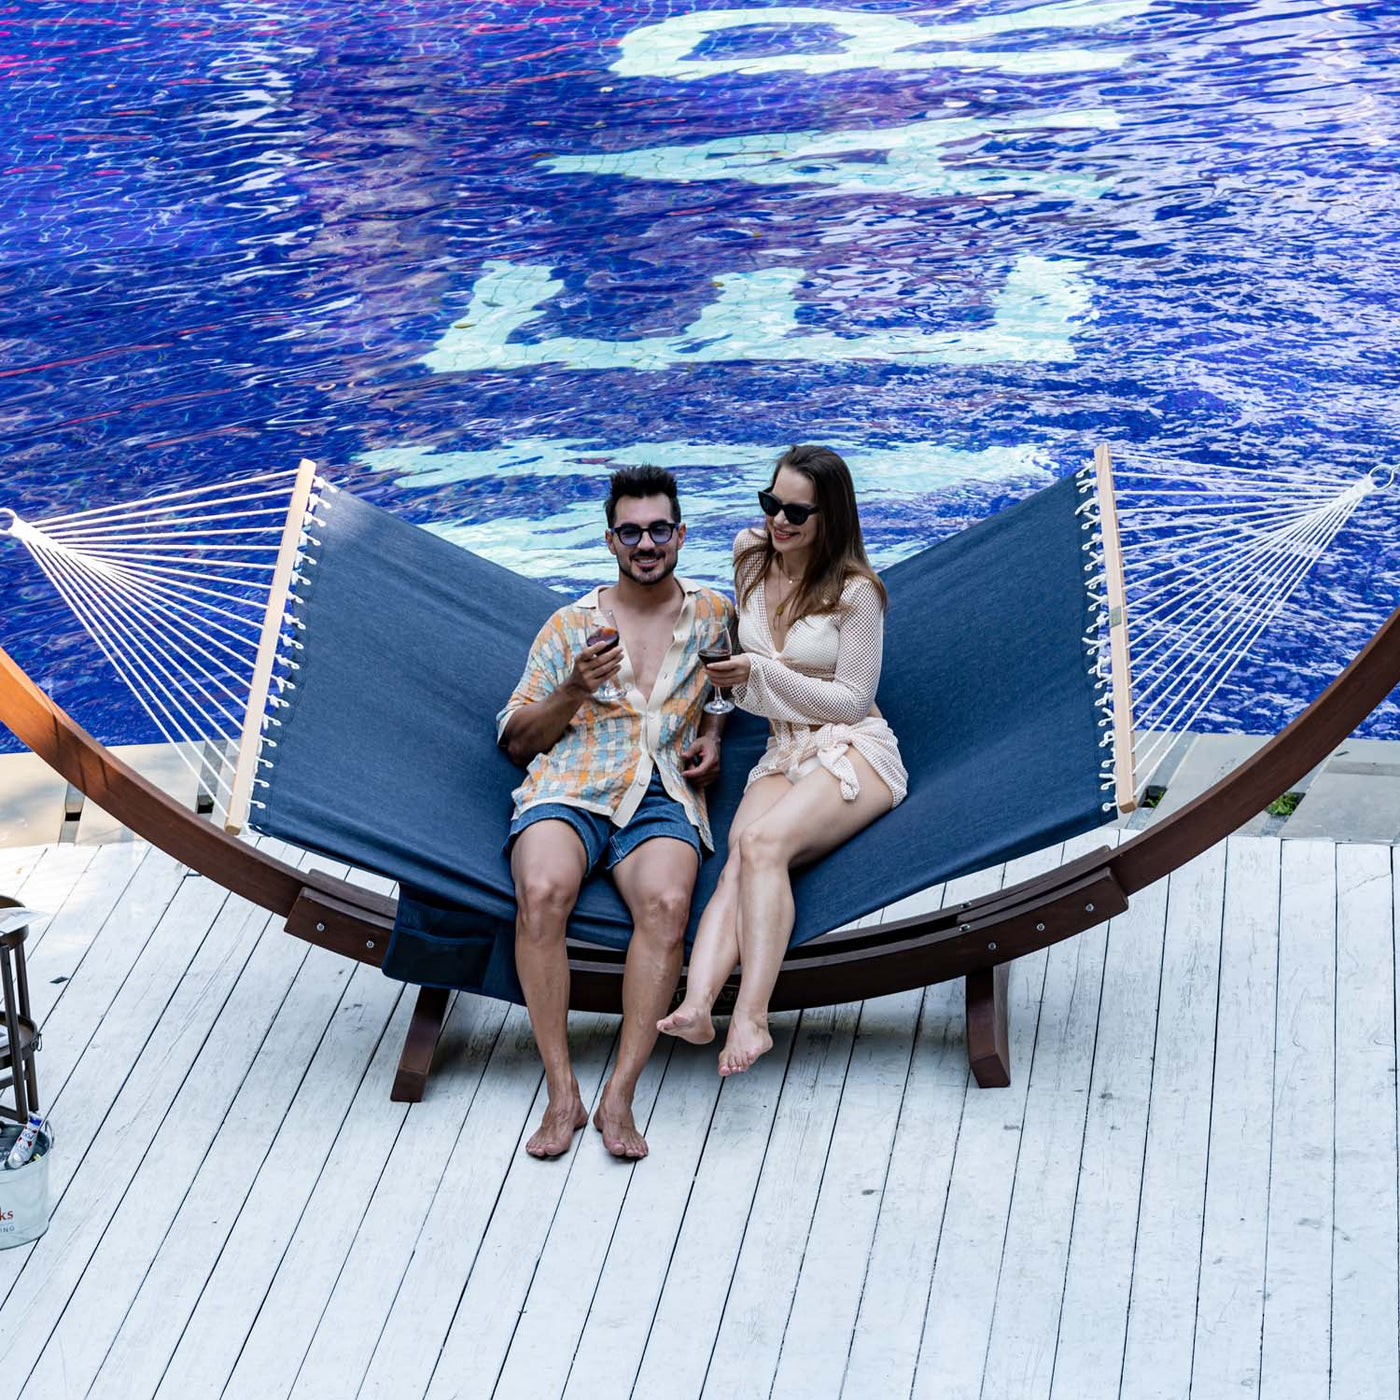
[5,1113,43,1170]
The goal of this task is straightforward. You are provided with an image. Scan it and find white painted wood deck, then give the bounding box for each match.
[0,829,1395,1400]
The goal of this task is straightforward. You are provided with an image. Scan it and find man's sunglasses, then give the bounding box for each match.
[758,490,819,527]
[611,520,678,548]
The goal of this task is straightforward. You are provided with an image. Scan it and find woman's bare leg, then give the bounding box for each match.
[720,752,895,1076]
[658,774,789,1044]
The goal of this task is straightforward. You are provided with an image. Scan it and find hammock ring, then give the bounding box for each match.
[1366,465,1396,492]
[0,509,20,537]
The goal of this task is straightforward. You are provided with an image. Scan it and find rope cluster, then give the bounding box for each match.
[249,479,336,816]
[1077,467,1119,814]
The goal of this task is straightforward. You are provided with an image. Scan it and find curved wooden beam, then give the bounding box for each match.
[0,643,393,949]
[4,596,1400,1015]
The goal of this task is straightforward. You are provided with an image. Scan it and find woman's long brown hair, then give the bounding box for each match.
[736,444,887,624]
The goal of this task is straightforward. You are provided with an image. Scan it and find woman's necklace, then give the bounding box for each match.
[772,557,798,619]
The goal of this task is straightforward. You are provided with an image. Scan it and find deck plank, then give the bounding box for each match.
[559,1038,729,1399]
[0,864,244,1392]
[23,847,186,1098]
[765,986,926,1399]
[418,1014,620,1399]
[3,843,99,954]
[838,978,969,1396]
[355,1005,578,1400]
[907,843,1080,1400]
[0,841,52,891]
[87,943,359,1400]
[1329,842,1398,1398]
[288,997,522,1400]
[21,876,313,1397]
[51,848,349,1398]
[210,982,444,1399]
[1119,842,1227,1399]
[1258,839,1336,1399]
[1190,835,1280,1396]
[150,963,406,1398]
[698,1000,863,1398]
[0,831,1390,1400]
[626,1014,798,1398]
[837,867,1003,1397]
[978,922,1110,1398]
[692,999,863,1399]
[489,1040,672,1400]
[1047,872,1171,1400]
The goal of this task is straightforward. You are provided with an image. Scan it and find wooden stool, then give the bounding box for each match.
[0,896,40,1125]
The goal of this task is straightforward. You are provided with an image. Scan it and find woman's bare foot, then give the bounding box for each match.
[525,1086,587,1159]
[718,1015,773,1077]
[593,1089,648,1159]
[657,1001,716,1045]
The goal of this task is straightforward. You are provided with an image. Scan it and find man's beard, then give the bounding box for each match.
[619,550,677,585]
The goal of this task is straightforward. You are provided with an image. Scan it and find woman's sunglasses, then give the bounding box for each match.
[611,520,678,548]
[758,490,819,527]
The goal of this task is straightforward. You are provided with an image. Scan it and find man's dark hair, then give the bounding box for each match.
[605,465,682,527]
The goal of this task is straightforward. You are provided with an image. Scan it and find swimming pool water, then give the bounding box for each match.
[2,0,1398,751]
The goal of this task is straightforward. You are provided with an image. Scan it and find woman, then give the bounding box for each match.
[658,444,907,1075]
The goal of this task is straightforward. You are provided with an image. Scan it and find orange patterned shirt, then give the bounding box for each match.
[495,579,735,850]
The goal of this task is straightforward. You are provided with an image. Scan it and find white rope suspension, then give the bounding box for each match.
[1128,501,1354,667]
[0,468,319,825]
[3,453,1384,830]
[39,506,293,539]
[65,558,260,714]
[37,542,249,744]
[1131,498,1352,759]
[1132,504,1351,746]
[27,545,234,814]
[81,556,268,648]
[1108,455,1383,802]
[1131,492,1357,705]
[33,471,300,529]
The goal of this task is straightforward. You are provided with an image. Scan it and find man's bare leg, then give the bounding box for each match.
[601,837,699,1158]
[659,775,789,1045]
[721,753,894,1076]
[511,821,590,1158]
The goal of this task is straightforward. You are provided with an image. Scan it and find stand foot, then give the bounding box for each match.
[966,962,1011,1088]
[391,985,450,1102]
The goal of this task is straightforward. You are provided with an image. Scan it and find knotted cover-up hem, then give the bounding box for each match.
[745,716,908,807]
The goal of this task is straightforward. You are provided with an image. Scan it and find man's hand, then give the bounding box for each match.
[703,654,751,689]
[567,636,624,699]
[682,733,722,788]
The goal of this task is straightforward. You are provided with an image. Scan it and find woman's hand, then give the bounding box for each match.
[704,654,751,689]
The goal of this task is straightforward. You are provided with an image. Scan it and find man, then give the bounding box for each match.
[498,465,734,1160]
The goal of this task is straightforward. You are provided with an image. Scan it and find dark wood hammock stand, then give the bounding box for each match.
[4,591,1399,1101]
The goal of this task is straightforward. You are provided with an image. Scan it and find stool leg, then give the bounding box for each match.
[13,943,37,1116]
[0,956,26,1121]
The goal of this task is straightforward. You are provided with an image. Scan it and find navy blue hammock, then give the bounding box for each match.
[252,472,1109,1002]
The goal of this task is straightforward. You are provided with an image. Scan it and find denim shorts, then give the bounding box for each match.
[506,771,701,873]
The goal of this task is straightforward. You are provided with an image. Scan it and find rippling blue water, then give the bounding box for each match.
[1,0,1398,753]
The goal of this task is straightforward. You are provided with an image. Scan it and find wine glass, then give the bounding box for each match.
[700,622,735,715]
[587,608,625,703]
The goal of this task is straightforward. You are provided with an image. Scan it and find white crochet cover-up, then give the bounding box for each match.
[729,529,908,807]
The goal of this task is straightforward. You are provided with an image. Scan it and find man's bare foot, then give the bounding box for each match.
[656,1001,716,1045]
[525,1087,587,1159]
[593,1089,648,1159]
[718,1015,773,1077]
